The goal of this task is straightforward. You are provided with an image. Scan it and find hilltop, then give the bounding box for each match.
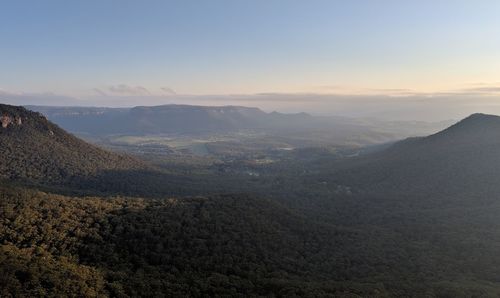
[0,104,151,193]
[323,113,500,201]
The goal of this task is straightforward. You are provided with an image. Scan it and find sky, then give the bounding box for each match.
[2,0,500,120]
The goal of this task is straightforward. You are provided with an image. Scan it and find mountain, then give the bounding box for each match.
[31,103,449,137]
[324,113,500,201]
[0,104,388,297]
[1,104,315,197]
[29,104,319,135]
[4,106,500,297]
[0,104,154,193]
[289,113,500,296]
[24,106,130,136]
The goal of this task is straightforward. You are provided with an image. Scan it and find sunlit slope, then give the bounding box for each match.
[0,104,147,190]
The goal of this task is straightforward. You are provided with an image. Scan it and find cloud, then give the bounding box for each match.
[448,83,500,96]
[92,88,108,96]
[460,86,500,94]
[160,87,177,95]
[92,85,177,97]
[312,85,418,96]
[93,84,152,96]
[107,84,151,96]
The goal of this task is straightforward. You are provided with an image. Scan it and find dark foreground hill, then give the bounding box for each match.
[0,185,392,297]
[3,182,500,297]
[325,113,500,200]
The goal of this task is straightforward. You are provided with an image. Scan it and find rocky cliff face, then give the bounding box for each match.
[1,114,11,128]
[0,114,22,128]
[0,104,52,133]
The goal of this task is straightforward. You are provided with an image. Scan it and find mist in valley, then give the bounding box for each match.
[2,1,500,297]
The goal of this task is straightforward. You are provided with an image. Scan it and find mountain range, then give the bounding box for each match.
[3,104,500,296]
[29,104,451,141]
[28,105,319,135]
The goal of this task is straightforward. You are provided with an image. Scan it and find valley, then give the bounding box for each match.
[1,104,500,297]
[3,3,499,297]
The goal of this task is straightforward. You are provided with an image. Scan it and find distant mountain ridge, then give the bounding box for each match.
[29,104,316,135]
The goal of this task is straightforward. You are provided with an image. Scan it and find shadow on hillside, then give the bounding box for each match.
[7,168,207,198]
[76,194,390,297]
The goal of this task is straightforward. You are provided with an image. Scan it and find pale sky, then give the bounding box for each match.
[2,0,500,120]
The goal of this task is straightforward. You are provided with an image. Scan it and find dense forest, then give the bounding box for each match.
[4,184,500,297]
[0,105,147,188]
[3,104,500,297]
[0,185,383,297]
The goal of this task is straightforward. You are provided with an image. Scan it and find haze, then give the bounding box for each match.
[2,0,500,120]
[6,2,500,296]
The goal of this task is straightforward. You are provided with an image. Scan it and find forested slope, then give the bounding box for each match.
[0,184,392,297]
[0,104,146,187]
[323,113,500,200]
[0,104,209,197]
[3,106,500,297]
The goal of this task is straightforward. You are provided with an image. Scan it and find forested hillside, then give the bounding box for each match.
[0,104,146,187]
[4,184,500,297]
[0,104,209,197]
[3,105,500,297]
[0,185,391,297]
[320,113,500,199]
